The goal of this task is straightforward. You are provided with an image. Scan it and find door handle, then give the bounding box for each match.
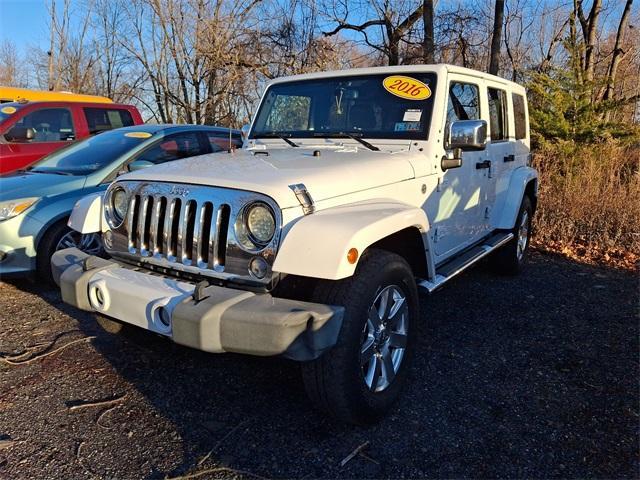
[475,160,491,169]
[504,154,515,162]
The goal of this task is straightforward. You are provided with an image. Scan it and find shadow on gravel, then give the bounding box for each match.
[7,249,639,479]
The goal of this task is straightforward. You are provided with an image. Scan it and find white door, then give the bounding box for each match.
[482,84,511,230]
[426,76,491,259]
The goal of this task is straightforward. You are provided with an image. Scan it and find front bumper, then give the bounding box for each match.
[52,248,344,361]
[0,213,43,277]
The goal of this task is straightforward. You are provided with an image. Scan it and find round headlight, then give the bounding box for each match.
[112,187,128,224]
[245,203,275,244]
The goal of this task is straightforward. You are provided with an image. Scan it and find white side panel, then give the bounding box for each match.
[68,193,103,234]
[494,166,537,229]
[273,199,429,280]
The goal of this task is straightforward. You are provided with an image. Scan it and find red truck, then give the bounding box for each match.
[0,101,143,175]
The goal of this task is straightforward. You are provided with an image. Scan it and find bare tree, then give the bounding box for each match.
[322,1,424,66]
[423,0,435,63]
[602,0,633,106]
[0,40,28,87]
[488,0,504,75]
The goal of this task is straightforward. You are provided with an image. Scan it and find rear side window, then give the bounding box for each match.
[512,93,527,140]
[206,131,243,152]
[487,88,508,141]
[84,108,134,135]
[9,107,75,142]
[136,132,204,165]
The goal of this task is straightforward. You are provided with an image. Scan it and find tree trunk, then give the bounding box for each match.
[489,0,504,75]
[603,0,633,112]
[488,0,504,75]
[422,0,435,64]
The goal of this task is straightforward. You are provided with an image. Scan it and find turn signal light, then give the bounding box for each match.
[347,248,359,264]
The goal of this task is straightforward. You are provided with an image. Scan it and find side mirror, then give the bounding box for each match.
[240,124,251,142]
[5,126,35,142]
[127,160,154,172]
[448,119,487,151]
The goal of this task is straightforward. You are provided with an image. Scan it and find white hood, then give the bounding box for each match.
[122,147,417,209]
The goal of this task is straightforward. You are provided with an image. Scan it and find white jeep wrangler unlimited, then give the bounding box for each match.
[52,65,537,425]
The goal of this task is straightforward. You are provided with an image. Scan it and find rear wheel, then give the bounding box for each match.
[301,249,418,425]
[492,195,533,275]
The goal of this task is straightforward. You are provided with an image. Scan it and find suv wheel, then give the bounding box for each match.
[301,249,418,425]
[37,221,103,283]
[492,195,533,275]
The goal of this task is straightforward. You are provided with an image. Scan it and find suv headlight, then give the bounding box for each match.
[246,203,276,244]
[235,201,276,250]
[0,197,39,222]
[106,186,128,228]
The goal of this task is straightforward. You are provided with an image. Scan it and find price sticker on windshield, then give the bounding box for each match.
[383,75,431,100]
[124,131,152,138]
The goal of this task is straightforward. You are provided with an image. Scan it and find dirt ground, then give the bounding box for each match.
[0,249,638,479]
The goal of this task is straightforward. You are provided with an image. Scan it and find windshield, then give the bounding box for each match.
[29,129,153,175]
[0,102,23,122]
[251,72,437,142]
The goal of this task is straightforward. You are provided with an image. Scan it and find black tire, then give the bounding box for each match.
[94,313,135,336]
[491,195,533,275]
[36,220,72,284]
[301,249,418,425]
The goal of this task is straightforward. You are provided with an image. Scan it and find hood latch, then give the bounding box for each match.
[289,183,315,215]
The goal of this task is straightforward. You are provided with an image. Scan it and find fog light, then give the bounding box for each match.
[157,306,171,327]
[248,257,268,279]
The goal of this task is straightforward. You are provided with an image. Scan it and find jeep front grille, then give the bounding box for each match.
[104,181,281,284]
[127,194,231,270]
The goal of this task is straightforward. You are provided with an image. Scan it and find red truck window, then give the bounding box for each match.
[8,107,75,142]
[84,107,134,135]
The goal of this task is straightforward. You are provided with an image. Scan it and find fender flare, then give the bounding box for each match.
[68,192,104,234]
[495,166,538,230]
[273,199,430,280]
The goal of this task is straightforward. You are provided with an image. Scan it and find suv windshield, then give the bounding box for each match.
[251,73,437,142]
[29,129,153,175]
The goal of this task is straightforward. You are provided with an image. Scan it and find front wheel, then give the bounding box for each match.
[36,221,104,283]
[301,249,418,425]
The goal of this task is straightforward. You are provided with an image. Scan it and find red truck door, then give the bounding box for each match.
[0,104,83,174]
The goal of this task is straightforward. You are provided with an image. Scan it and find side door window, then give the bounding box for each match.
[206,131,243,152]
[7,107,75,142]
[135,132,205,165]
[83,108,134,135]
[487,88,508,141]
[445,82,480,137]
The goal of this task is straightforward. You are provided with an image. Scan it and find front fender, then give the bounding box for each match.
[495,166,538,229]
[273,199,429,280]
[68,192,104,234]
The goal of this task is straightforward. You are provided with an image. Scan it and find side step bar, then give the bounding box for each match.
[418,231,514,293]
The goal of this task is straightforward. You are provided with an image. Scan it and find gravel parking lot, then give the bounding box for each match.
[0,249,637,479]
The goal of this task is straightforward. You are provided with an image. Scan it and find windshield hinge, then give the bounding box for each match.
[289,183,315,215]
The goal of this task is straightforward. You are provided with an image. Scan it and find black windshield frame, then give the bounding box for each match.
[250,72,438,142]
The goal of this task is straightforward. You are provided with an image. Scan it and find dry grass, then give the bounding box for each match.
[532,141,640,269]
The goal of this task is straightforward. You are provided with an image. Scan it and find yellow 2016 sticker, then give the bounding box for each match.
[124,131,152,138]
[1,106,17,114]
[383,75,431,100]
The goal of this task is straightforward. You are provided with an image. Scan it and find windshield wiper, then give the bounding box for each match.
[254,132,299,148]
[311,132,380,151]
[29,169,73,176]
